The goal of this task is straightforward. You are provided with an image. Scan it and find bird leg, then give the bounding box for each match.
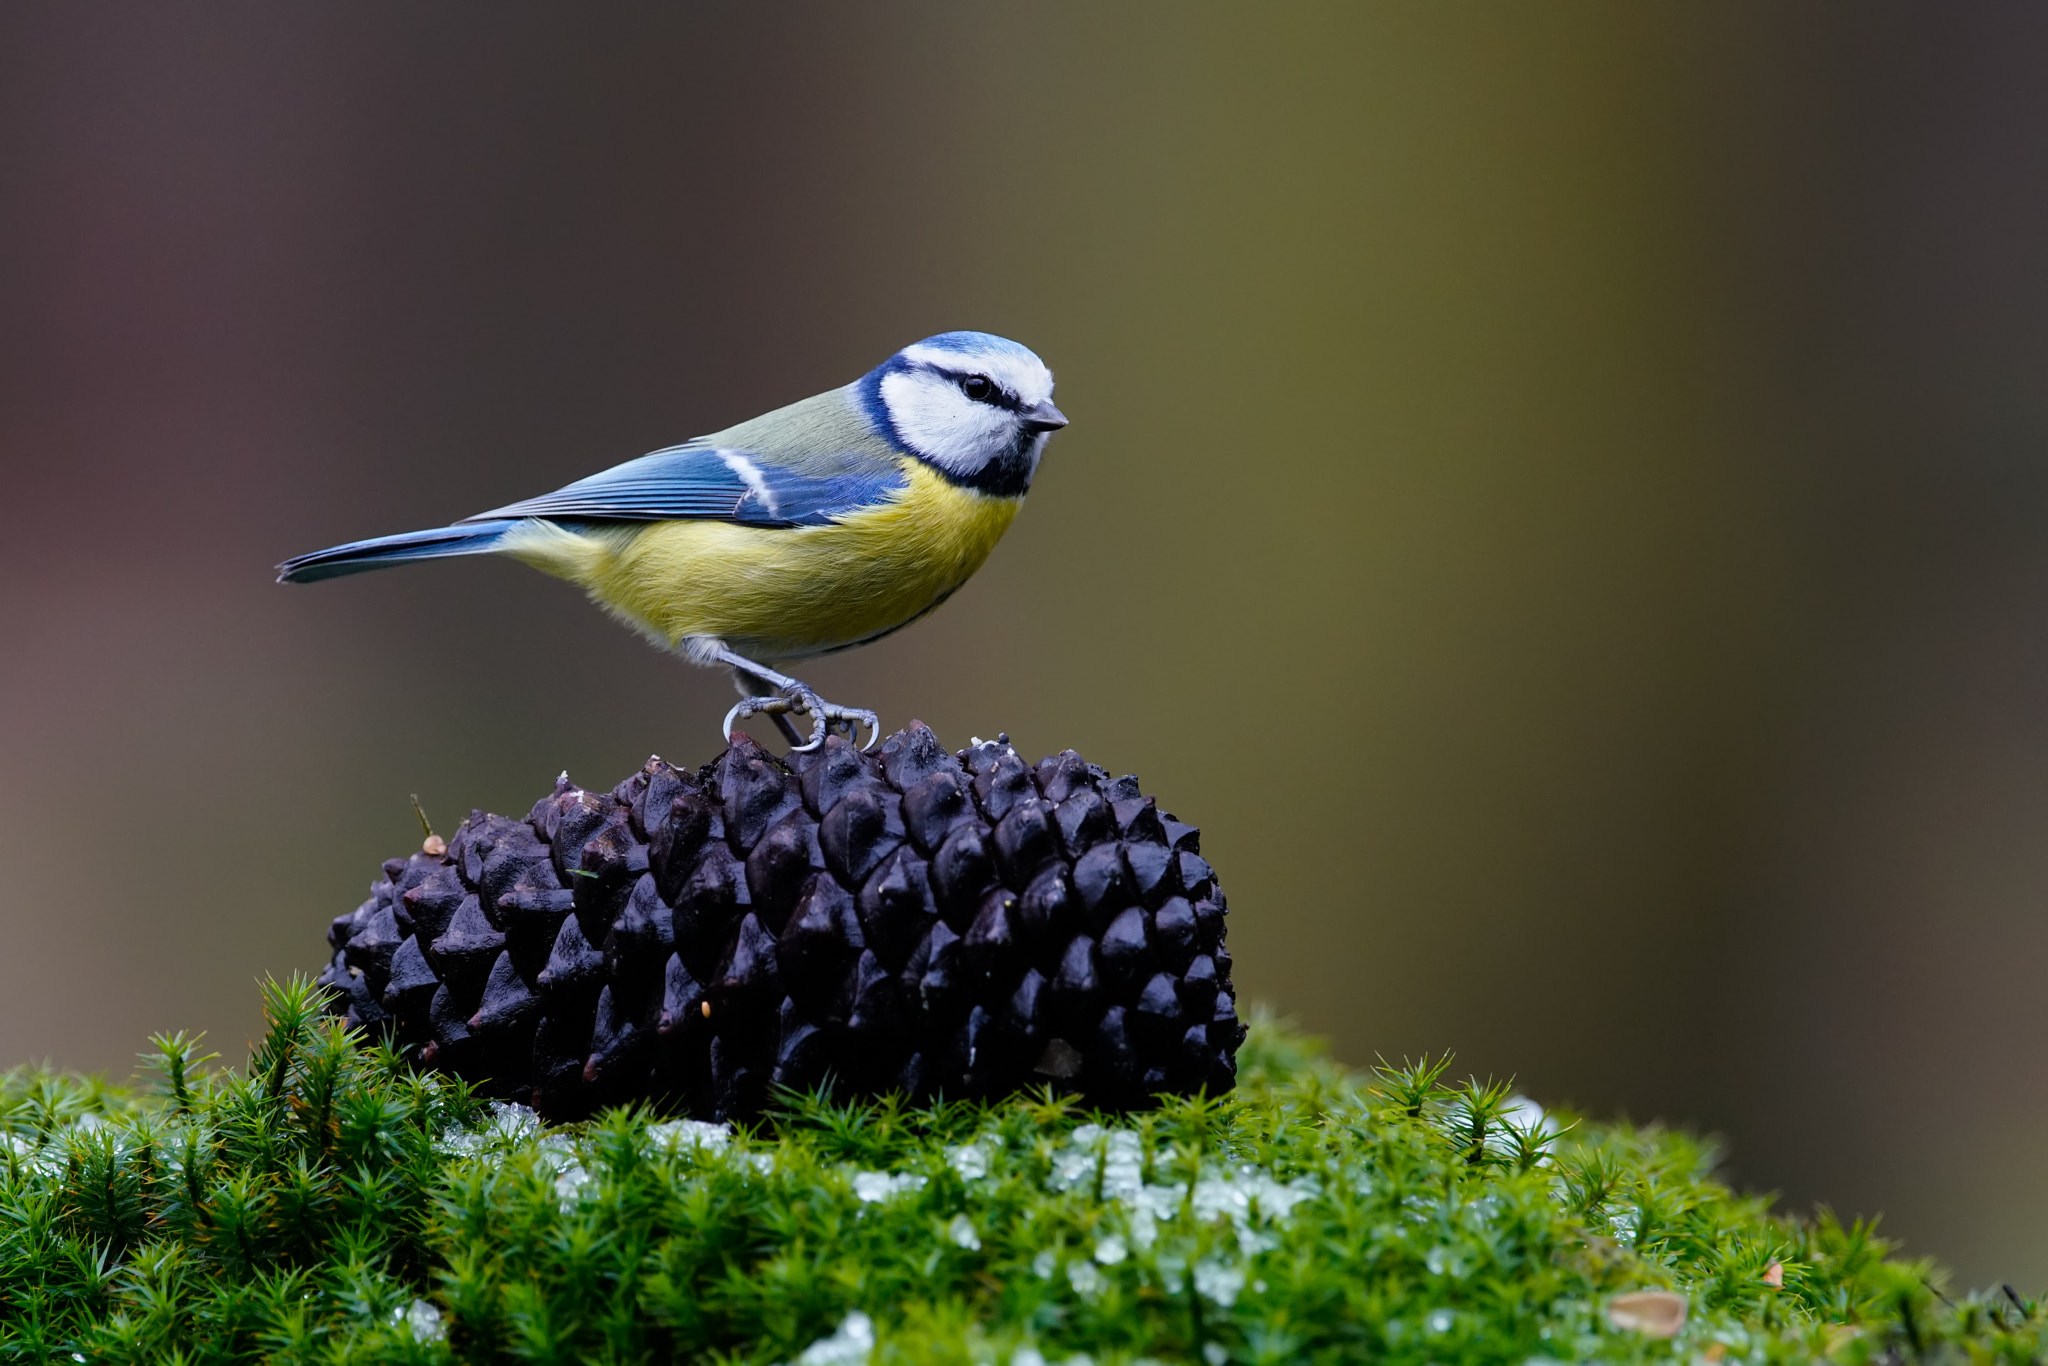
[711,646,881,753]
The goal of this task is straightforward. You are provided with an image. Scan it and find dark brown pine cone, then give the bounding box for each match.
[316,724,1241,1122]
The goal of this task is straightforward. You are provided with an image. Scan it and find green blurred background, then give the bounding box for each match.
[7,3,2048,1285]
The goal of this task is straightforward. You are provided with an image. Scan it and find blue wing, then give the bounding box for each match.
[459,445,906,529]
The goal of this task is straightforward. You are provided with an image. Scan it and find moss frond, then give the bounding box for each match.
[0,978,2033,1364]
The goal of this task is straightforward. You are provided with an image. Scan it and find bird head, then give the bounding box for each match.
[857,332,1067,496]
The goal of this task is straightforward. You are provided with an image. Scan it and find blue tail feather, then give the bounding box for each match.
[275,520,519,584]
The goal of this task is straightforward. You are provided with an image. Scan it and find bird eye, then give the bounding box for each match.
[961,374,996,403]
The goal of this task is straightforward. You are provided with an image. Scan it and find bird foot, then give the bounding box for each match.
[723,685,881,753]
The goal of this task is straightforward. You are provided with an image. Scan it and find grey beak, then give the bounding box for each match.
[1021,400,1069,432]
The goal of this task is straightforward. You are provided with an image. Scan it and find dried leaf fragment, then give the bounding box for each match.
[1607,1290,1687,1338]
[1762,1259,1784,1288]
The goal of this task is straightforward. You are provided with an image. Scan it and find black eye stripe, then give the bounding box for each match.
[958,373,1017,409]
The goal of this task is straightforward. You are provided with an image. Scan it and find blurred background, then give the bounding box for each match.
[4,2,2048,1285]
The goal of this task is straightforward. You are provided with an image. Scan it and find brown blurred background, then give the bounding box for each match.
[5,2,2048,1285]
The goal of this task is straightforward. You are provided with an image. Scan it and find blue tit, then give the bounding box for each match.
[278,331,1068,751]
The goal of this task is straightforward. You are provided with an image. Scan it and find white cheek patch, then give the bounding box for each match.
[880,371,1015,477]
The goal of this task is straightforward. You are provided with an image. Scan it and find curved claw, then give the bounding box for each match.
[723,688,881,753]
[722,693,791,742]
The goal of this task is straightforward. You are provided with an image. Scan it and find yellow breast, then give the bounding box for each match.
[506,460,1022,661]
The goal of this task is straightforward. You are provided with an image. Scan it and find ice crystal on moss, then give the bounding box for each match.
[398,1298,445,1342]
[647,1117,732,1153]
[1192,1257,1246,1307]
[792,1311,874,1366]
[1066,1259,1104,1297]
[851,1170,926,1203]
[947,1141,992,1181]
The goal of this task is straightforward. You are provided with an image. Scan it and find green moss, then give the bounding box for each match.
[0,978,2033,1365]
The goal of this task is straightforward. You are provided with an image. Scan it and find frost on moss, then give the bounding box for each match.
[0,977,2035,1364]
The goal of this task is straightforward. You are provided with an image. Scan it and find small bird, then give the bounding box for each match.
[278,331,1067,751]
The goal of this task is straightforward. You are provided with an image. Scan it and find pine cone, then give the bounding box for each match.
[316,724,1241,1122]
